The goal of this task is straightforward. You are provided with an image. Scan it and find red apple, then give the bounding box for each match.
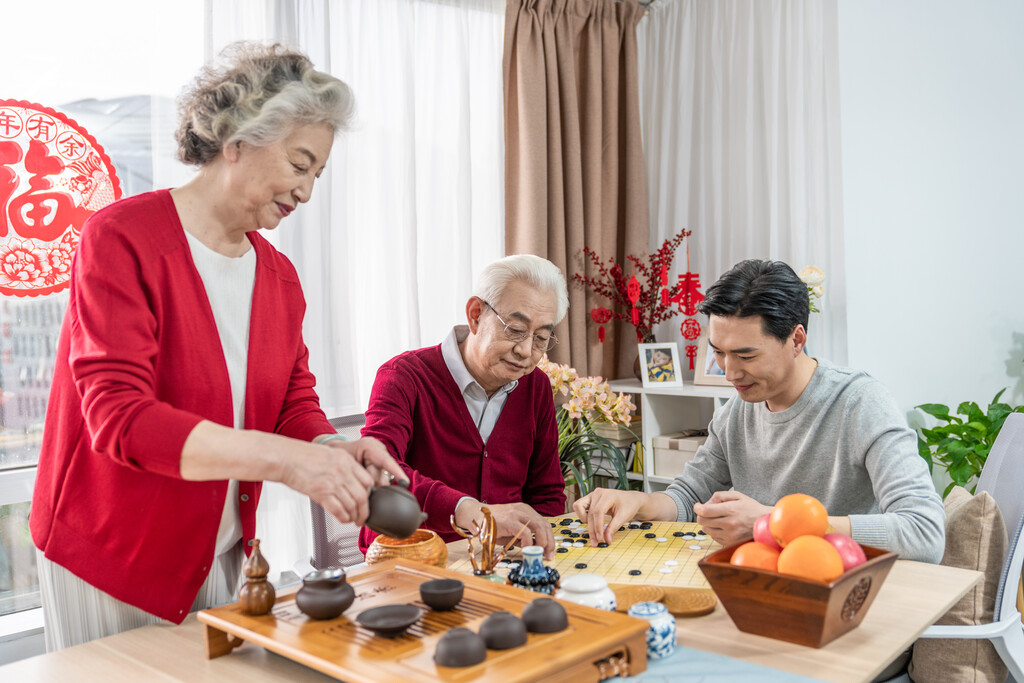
[824,532,867,571]
[752,513,782,551]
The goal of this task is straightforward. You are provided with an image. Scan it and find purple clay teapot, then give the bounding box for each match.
[365,479,428,539]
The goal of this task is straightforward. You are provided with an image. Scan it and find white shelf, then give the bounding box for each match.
[606,377,731,492]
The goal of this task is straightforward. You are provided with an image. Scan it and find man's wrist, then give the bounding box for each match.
[454,496,479,525]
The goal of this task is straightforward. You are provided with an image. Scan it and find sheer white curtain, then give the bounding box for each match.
[208,0,505,576]
[208,0,506,418]
[637,0,847,363]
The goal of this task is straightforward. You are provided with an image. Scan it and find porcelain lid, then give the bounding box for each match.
[560,573,609,593]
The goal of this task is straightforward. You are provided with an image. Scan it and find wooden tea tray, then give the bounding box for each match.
[197,560,648,682]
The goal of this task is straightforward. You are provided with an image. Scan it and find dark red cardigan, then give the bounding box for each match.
[359,345,566,550]
[31,190,334,622]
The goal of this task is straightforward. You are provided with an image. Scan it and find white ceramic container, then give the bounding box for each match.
[554,573,617,611]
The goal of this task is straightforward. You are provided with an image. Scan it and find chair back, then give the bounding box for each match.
[309,499,365,570]
[977,412,1024,623]
[977,413,1024,532]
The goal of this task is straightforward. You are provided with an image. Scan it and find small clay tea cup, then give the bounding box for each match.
[419,578,464,611]
[479,611,528,650]
[434,627,487,668]
[521,597,569,634]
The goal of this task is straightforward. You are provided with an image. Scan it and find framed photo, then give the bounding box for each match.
[639,342,683,388]
[693,333,732,387]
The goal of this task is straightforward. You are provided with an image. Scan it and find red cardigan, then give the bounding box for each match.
[359,345,565,550]
[31,190,334,623]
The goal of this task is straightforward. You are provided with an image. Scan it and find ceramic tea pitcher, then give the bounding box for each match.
[365,479,428,539]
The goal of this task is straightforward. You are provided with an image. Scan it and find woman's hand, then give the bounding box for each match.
[284,437,407,525]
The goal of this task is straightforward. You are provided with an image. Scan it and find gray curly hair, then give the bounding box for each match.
[175,42,355,166]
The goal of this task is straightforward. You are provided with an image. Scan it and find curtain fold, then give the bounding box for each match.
[504,0,650,380]
[637,0,847,365]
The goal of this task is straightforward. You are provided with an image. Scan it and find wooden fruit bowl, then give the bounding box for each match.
[365,529,449,568]
[698,542,897,648]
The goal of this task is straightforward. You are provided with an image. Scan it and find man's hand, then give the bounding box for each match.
[573,488,677,545]
[693,490,772,547]
[454,501,556,559]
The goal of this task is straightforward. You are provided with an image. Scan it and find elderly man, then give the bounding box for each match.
[358,255,568,558]
[575,259,945,563]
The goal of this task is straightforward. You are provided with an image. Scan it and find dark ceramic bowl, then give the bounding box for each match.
[434,627,487,668]
[419,578,464,611]
[521,597,569,634]
[355,604,424,638]
[479,611,528,650]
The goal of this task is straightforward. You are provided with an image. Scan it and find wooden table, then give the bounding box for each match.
[0,555,981,683]
[446,541,981,683]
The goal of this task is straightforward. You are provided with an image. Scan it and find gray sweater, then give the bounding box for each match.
[663,359,946,563]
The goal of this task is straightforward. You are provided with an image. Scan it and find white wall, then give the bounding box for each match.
[838,0,1024,422]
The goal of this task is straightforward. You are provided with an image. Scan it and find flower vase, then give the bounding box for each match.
[633,334,656,381]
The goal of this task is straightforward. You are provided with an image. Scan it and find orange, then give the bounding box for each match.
[729,541,781,572]
[769,493,829,547]
[777,535,844,583]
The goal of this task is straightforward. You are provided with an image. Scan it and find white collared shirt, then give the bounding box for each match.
[440,325,518,443]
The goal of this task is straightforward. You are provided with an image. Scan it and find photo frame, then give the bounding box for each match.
[693,333,732,387]
[638,342,683,388]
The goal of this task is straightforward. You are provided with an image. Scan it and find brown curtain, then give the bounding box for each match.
[503,0,650,380]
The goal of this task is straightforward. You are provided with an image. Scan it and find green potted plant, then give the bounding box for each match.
[537,357,636,498]
[915,388,1024,497]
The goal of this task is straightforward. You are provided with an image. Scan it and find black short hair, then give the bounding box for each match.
[697,259,809,342]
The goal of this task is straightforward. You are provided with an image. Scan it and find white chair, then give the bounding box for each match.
[916,413,1024,682]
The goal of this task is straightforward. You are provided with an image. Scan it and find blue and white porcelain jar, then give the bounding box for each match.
[506,545,560,594]
[555,573,616,611]
[627,601,676,660]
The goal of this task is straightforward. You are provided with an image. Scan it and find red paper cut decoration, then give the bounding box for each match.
[685,344,698,370]
[680,317,701,341]
[659,263,668,286]
[0,100,121,297]
[590,307,612,343]
[626,274,640,326]
[671,272,705,316]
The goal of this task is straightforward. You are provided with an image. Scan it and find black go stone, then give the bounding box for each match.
[597,542,609,548]
[628,523,641,529]
[560,519,572,526]
[556,548,568,554]
[672,532,685,537]
[644,533,657,539]
[574,563,587,569]
[640,523,653,529]
[697,530,707,535]
[628,570,642,576]
[618,526,626,531]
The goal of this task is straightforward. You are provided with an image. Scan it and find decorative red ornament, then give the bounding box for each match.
[0,99,121,297]
[626,274,640,304]
[661,288,669,306]
[630,307,639,325]
[681,318,701,341]
[590,307,613,343]
[671,272,705,317]
[660,263,668,286]
[685,344,698,370]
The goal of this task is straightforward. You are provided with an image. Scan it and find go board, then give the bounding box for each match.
[447,515,721,589]
[198,559,648,682]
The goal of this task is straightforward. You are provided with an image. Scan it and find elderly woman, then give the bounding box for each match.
[30,43,404,650]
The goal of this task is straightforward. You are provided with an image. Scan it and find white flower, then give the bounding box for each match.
[799,266,825,288]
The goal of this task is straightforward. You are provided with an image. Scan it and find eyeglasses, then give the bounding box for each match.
[482,301,558,353]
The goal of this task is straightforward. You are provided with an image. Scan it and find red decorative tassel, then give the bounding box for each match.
[661,288,669,306]
[685,345,698,370]
[630,307,639,325]
[598,326,605,342]
[660,264,668,286]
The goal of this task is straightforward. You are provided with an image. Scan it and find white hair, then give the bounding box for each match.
[473,254,569,324]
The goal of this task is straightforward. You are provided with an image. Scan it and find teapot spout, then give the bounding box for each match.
[419,512,429,524]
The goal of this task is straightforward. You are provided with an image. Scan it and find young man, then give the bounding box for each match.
[359,255,568,558]
[574,259,945,563]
